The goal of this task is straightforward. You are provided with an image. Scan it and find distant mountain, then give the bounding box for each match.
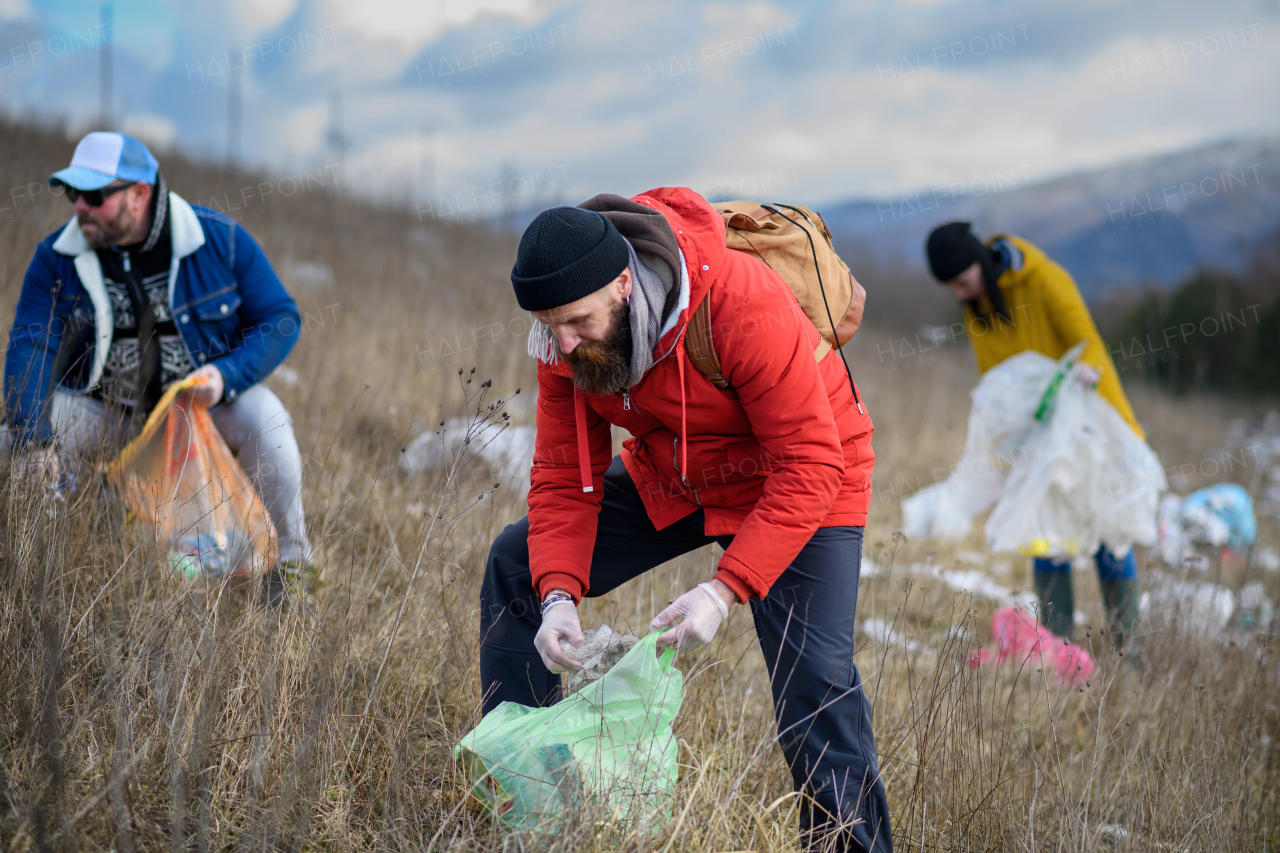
[822,136,1280,299]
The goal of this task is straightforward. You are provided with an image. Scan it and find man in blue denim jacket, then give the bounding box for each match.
[4,132,311,604]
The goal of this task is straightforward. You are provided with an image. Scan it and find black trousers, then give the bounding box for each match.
[480,457,893,852]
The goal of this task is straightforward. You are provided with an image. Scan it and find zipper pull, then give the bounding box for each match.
[622,390,631,411]
[122,252,131,272]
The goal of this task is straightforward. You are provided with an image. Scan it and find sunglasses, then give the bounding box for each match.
[64,181,137,207]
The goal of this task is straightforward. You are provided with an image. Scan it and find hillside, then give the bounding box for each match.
[824,135,1280,300]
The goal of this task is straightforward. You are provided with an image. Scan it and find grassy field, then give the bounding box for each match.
[2,119,1279,851]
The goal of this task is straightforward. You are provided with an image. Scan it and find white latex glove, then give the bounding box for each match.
[535,601,585,673]
[1073,362,1101,388]
[651,581,734,651]
[14,445,60,488]
[184,364,225,407]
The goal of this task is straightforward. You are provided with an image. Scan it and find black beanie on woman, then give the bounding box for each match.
[926,221,985,282]
[925,221,1010,323]
[511,207,630,311]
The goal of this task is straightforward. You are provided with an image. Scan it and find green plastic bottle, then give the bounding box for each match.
[169,552,201,581]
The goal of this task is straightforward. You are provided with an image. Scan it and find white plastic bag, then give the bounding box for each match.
[902,343,1166,558]
[986,356,1166,557]
[400,416,536,494]
[901,346,1059,540]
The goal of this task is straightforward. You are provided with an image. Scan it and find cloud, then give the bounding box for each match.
[1,0,1277,213]
[699,1,792,32]
[317,0,550,53]
[234,0,301,32]
[0,0,32,22]
[120,112,177,150]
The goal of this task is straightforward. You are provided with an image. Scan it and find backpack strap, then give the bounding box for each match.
[686,295,729,389]
[686,292,832,391]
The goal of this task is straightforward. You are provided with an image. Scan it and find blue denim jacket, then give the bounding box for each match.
[4,192,300,448]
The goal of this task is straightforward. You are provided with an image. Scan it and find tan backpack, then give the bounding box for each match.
[686,201,864,393]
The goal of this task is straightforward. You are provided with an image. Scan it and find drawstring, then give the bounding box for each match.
[573,387,593,493]
[676,330,689,485]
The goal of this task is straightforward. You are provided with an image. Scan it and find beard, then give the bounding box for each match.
[562,299,633,395]
[79,202,138,249]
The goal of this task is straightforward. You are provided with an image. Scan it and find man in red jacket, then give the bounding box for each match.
[480,188,891,852]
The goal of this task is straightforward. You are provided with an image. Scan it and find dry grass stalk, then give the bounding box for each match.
[0,119,1277,851]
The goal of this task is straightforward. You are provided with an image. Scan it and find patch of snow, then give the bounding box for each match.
[862,618,920,651]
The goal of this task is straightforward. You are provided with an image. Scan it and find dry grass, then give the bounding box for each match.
[2,119,1279,851]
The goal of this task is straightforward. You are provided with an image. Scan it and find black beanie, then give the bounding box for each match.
[510,207,630,311]
[926,221,985,282]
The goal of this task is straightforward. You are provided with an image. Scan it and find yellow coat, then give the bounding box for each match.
[963,235,1144,439]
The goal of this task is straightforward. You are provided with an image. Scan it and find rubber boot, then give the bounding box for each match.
[1099,577,1138,652]
[1034,570,1075,641]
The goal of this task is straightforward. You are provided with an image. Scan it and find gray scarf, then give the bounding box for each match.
[621,240,670,389]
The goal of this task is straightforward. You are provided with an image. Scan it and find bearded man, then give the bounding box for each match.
[4,131,311,605]
[479,190,892,852]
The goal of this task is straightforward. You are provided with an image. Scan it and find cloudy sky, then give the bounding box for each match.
[1,0,1277,219]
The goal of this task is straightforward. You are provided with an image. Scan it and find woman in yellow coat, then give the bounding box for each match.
[926,221,1140,650]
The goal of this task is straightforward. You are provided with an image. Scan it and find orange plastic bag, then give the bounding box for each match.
[108,376,277,579]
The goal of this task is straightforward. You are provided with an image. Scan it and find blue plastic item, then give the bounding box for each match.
[1181,483,1257,553]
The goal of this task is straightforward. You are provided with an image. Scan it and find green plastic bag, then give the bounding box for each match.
[455,632,683,831]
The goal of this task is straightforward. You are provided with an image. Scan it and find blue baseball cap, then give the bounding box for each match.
[49,131,159,191]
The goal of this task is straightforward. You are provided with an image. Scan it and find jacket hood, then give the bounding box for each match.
[578,193,682,298]
[627,187,726,351]
[988,233,1048,289]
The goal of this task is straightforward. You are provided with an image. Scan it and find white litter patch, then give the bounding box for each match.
[935,568,1029,608]
[922,563,1036,610]
[291,261,335,291]
[1252,546,1280,572]
[400,416,536,495]
[1140,576,1274,637]
[858,558,1037,610]
[270,365,299,386]
[1098,824,1130,840]
[862,618,920,651]
[1141,580,1235,634]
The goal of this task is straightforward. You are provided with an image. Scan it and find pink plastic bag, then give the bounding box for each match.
[969,607,1096,687]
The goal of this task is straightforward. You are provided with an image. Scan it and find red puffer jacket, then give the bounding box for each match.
[528,187,874,603]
